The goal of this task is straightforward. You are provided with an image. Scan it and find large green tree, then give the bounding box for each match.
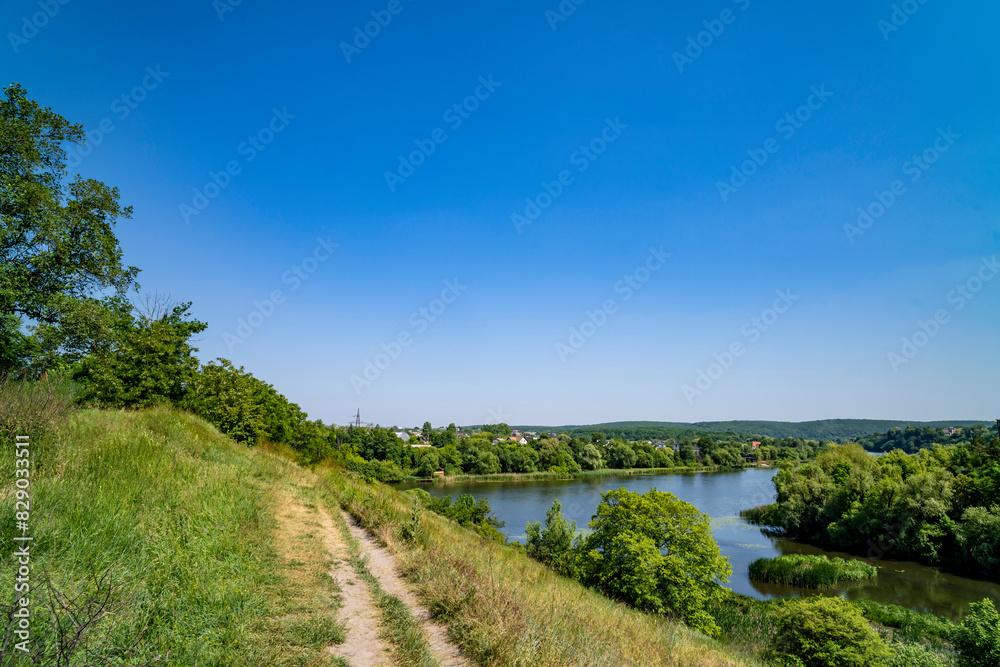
[1,83,139,375]
[580,488,731,637]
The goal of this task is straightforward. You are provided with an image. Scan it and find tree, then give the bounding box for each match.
[75,302,206,407]
[953,599,1000,667]
[1,84,139,374]
[608,441,637,469]
[525,499,579,577]
[579,443,604,470]
[580,488,731,636]
[422,421,433,443]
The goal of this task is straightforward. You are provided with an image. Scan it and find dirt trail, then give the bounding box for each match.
[341,509,470,667]
[315,502,394,666]
[271,474,391,666]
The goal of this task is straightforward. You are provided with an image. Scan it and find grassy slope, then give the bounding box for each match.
[1,407,759,666]
[322,470,762,667]
[0,407,345,666]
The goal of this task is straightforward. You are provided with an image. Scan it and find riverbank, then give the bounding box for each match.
[398,463,772,485]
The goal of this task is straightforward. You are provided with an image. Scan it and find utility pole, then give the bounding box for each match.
[353,409,362,429]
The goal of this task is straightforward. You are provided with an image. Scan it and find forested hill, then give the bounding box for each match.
[509,419,992,442]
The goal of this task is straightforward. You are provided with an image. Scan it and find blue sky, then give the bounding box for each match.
[5,0,999,427]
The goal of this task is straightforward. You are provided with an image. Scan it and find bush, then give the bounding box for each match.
[887,642,947,667]
[748,554,877,588]
[953,599,1000,667]
[767,596,892,667]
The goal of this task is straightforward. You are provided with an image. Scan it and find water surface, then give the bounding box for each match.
[399,468,1000,620]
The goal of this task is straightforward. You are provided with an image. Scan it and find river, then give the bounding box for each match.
[399,468,1000,621]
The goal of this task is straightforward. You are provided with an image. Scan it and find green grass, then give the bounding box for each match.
[850,599,956,643]
[0,407,346,666]
[322,470,762,667]
[748,554,878,588]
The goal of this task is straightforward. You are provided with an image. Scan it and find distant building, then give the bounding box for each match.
[508,436,528,445]
[394,431,410,442]
[652,440,667,449]
[943,427,963,436]
[751,441,761,449]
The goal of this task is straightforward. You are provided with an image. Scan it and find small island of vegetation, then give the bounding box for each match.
[748,554,878,588]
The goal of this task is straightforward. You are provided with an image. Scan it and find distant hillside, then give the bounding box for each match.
[506,419,993,442]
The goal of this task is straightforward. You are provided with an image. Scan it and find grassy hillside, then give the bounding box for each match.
[511,419,991,442]
[0,407,346,666]
[2,406,759,666]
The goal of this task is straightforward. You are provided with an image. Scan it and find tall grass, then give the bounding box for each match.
[0,407,344,665]
[321,470,763,667]
[748,554,877,588]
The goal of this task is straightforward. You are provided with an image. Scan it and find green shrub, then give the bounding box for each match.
[953,599,1000,667]
[887,642,947,667]
[767,596,892,667]
[749,554,877,588]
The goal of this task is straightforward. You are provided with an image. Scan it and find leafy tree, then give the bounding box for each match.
[482,422,512,438]
[579,488,731,636]
[525,499,579,578]
[767,596,892,667]
[421,421,433,443]
[953,599,1000,667]
[579,443,604,470]
[182,359,268,445]
[607,441,637,469]
[75,302,206,407]
[1,84,139,374]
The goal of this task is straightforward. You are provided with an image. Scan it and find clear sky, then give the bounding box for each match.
[5,0,999,427]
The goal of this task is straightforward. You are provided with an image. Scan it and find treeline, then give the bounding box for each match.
[854,424,988,454]
[742,433,1000,578]
[546,419,991,442]
[342,427,835,482]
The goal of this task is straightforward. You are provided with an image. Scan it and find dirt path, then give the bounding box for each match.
[270,473,391,666]
[341,510,470,667]
[315,502,393,666]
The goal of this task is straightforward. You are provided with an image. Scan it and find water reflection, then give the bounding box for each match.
[398,468,1000,621]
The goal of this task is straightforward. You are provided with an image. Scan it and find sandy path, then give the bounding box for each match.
[313,501,393,667]
[341,510,470,667]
